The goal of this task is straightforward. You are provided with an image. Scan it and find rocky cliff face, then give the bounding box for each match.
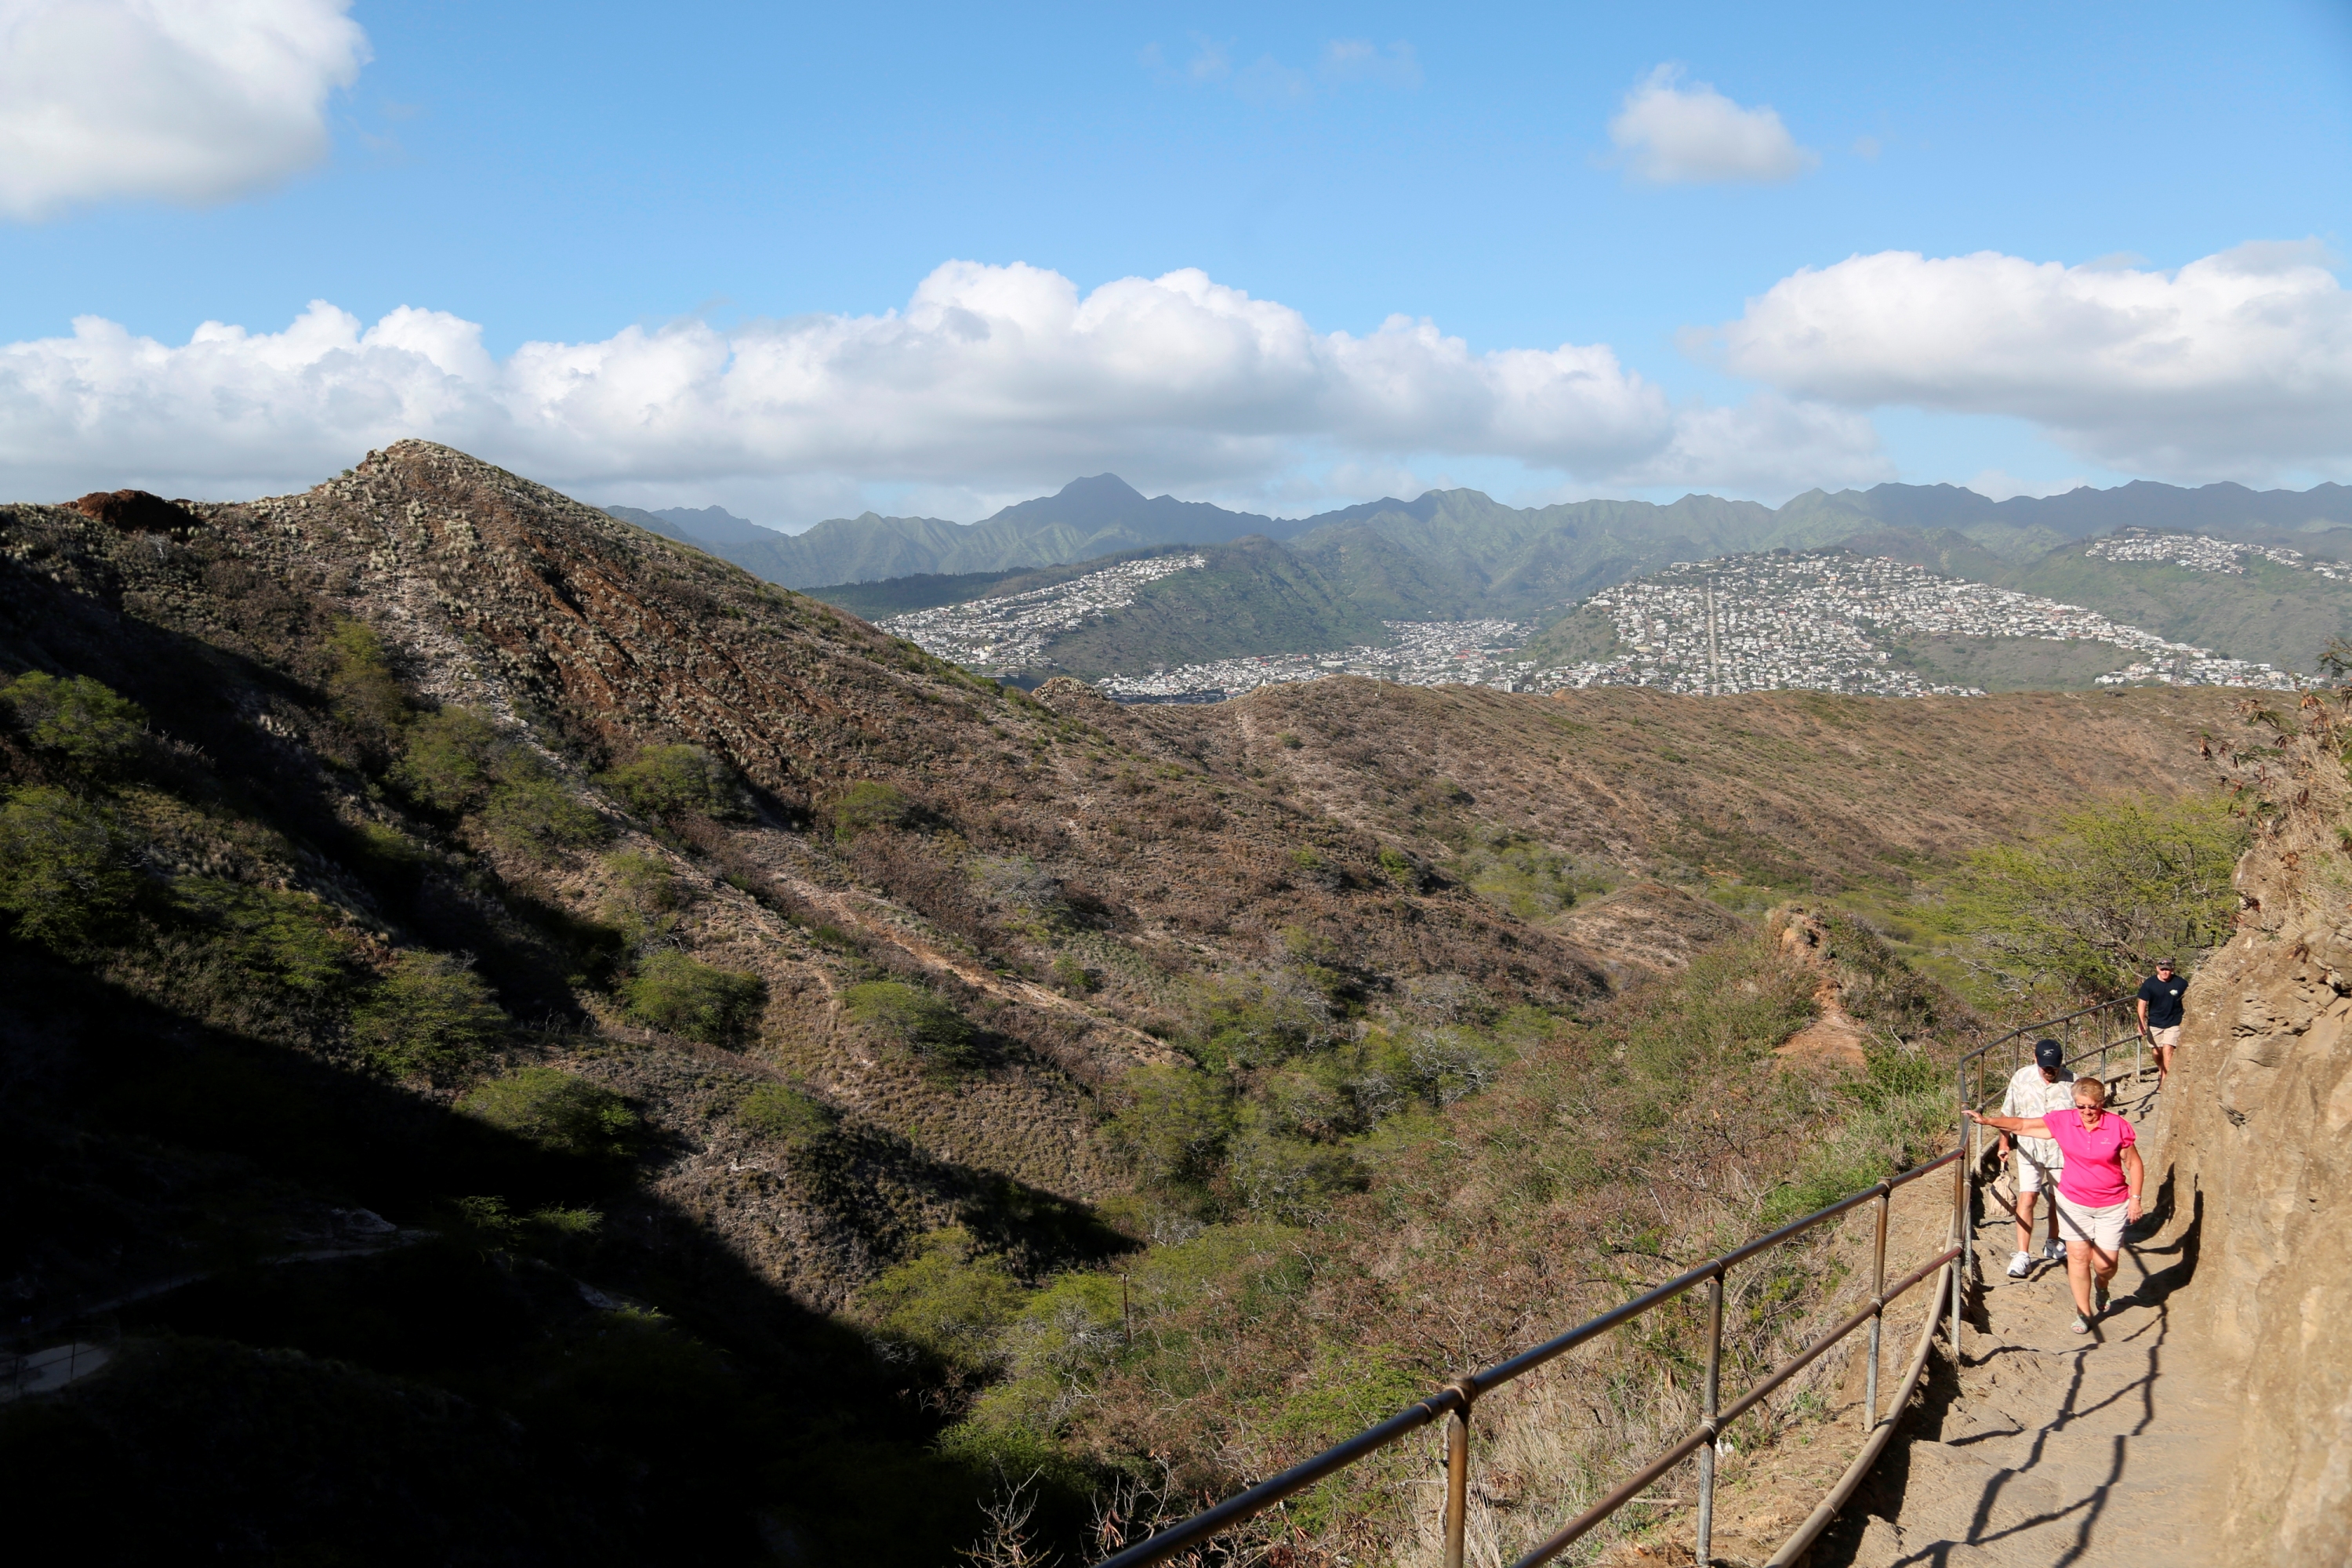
[2168,690,2352,1560]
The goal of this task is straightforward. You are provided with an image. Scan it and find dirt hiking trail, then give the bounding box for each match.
[1814,1079,2230,1568]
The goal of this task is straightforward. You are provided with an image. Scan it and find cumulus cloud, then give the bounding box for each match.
[1607,65,1816,185]
[1708,241,2352,480]
[0,0,369,220]
[0,260,1884,508]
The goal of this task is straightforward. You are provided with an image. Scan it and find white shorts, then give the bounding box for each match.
[2014,1154,2059,1195]
[2151,1025,2181,1049]
[2052,1194,2128,1252]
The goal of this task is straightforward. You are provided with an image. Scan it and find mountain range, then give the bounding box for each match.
[619,474,2352,593]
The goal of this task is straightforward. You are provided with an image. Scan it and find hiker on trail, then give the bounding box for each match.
[1967,1076,2144,1335]
[2137,959,2189,1089]
[1998,1038,2075,1279]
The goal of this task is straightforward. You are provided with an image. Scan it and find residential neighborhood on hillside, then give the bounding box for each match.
[881,541,2320,702]
[878,552,1207,671]
[2085,529,2352,580]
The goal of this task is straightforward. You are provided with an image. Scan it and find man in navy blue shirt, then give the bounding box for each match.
[2136,959,2188,1090]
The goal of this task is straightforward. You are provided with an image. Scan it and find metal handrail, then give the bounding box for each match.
[1091,1001,2145,1561]
[1096,1151,1961,1568]
[1095,997,2137,1568]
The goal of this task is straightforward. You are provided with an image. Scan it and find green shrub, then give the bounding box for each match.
[860,1227,1026,1369]
[600,744,744,822]
[354,950,509,1080]
[391,707,503,811]
[0,671,146,775]
[460,1067,637,1158]
[478,768,608,860]
[1105,1065,1236,1200]
[831,779,913,841]
[841,979,975,1069]
[601,851,679,939]
[0,786,136,949]
[1376,846,1422,890]
[1226,1106,1363,1222]
[737,1082,837,1148]
[172,879,365,996]
[622,950,767,1044]
[1048,953,1095,994]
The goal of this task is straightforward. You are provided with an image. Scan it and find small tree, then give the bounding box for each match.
[0,785,136,949]
[354,950,510,1080]
[601,744,744,822]
[1104,1064,1236,1201]
[841,979,976,1070]
[737,1082,837,1149]
[0,671,146,777]
[860,1227,1025,1369]
[460,1067,637,1158]
[1945,795,2247,997]
[832,780,913,842]
[622,950,767,1044]
[322,620,409,750]
[391,707,503,811]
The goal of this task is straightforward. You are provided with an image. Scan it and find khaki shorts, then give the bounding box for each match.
[2014,1153,2059,1195]
[2151,1025,2181,1048]
[2053,1194,2128,1252]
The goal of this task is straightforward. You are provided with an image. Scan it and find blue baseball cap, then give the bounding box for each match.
[2034,1039,2064,1070]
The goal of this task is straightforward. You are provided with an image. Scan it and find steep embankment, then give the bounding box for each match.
[2165,690,2352,1559]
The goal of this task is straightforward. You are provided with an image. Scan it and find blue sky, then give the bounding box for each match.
[2,1,2348,525]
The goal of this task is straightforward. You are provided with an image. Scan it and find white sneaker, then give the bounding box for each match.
[2006,1251,2034,1278]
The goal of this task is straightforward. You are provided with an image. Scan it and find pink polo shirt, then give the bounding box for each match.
[2044,1109,2136,1206]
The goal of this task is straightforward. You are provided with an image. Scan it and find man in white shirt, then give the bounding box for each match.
[1998,1038,2076,1278]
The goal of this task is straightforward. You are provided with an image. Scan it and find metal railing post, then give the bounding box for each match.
[1866,1189,1888,1430]
[1951,1074,1967,1377]
[1696,1270,1724,1566]
[1443,1384,1472,1568]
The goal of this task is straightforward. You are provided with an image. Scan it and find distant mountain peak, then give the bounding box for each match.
[1054,474,1148,503]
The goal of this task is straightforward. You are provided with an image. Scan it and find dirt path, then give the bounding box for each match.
[1813,1081,2230,1568]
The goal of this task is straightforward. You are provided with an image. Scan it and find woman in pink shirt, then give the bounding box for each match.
[1967,1077,2144,1334]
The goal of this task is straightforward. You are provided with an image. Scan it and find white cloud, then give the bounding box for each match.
[1148,34,1419,103]
[1617,394,1892,495]
[1319,39,1421,89]
[1607,65,1817,186]
[0,0,369,220]
[0,260,1881,510]
[1708,241,2352,481]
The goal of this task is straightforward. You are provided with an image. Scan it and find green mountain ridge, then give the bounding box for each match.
[647,475,2352,683]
